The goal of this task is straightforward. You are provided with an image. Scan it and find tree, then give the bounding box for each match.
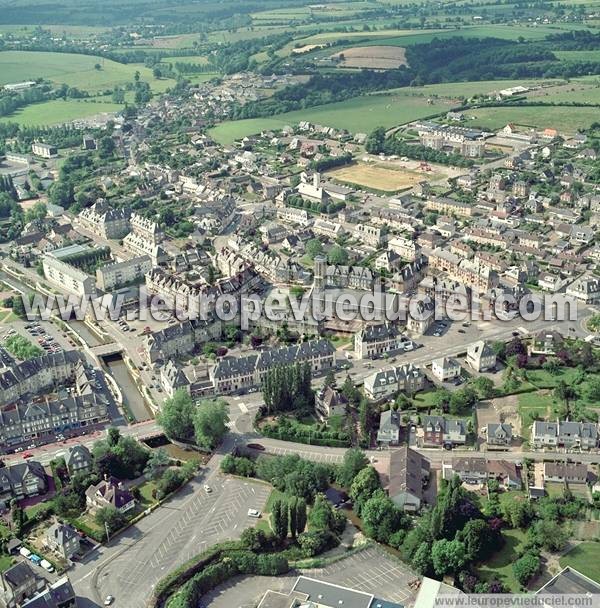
[431,539,467,576]
[513,552,540,587]
[531,520,567,552]
[502,499,534,529]
[158,389,195,440]
[305,238,324,259]
[327,245,348,265]
[472,377,494,399]
[144,448,170,480]
[94,63,102,70]
[193,399,229,449]
[156,468,186,498]
[95,506,126,537]
[361,490,406,544]
[350,466,380,516]
[336,448,368,488]
[295,497,307,535]
[586,377,600,402]
[288,496,299,538]
[107,427,121,447]
[98,135,115,158]
[412,542,433,575]
[270,498,289,542]
[457,519,498,561]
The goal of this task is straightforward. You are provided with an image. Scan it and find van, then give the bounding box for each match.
[40,559,54,573]
[19,547,31,558]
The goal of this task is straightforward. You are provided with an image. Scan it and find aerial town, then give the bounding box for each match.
[1,2,600,607]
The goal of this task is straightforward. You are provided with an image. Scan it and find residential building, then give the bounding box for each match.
[422,416,466,447]
[354,224,386,248]
[31,142,58,158]
[46,522,80,560]
[64,445,93,477]
[77,201,131,239]
[96,255,152,291]
[487,460,521,490]
[85,477,135,514]
[0,357,111,447]
[376,409,401,446]
[486,423,513,447]
[42,254,96,297]
[21,576,77,608]
[354,323,404,360]
[313,256,373,291]
[566,275,600,304]
[531,330,564,355]
[431,356,461,382]
[276,207,312,227]
[363,364,425,401]
[0,461,47,500]
[449,457,488,484]
[0,562,45,608]
[532,420,598,450]
[466,340,497,372]
[543,462,588,484]
[211,339,335,394]
[315,386,348,420]
[387,447,430,512]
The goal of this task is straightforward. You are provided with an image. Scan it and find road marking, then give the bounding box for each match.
[238,402,248,413]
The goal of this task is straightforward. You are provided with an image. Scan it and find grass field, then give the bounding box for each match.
[560,543,600,582]
[0,51,174,93]
[209,91,451,145]
[466,105,600,134]
[555,50,600,62]
[478,528,528,592]
[0,99,122,126]
[326,161,428,192]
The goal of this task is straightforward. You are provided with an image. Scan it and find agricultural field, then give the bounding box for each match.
[326,161,432,192]
[209,91,452,145]
[331,45,408,69]
[465,105,600,134]
[554,50,600,62]
[0,51,174,94]
[0,99,122,126]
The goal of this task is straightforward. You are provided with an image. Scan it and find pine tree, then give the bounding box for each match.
[296,497,307,535]
[288,496,298,538]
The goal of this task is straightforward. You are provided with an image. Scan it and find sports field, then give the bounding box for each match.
[326,161,428,192]
[0,99,122,126]
[209,91,451,145]
[0,51,173,93]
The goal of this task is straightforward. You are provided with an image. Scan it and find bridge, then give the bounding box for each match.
[90,342,124,357]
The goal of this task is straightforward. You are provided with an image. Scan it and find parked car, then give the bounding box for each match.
[247,509,261,518]
[203,485,212,493]
[246,443,265,451]
[104,596,114,606]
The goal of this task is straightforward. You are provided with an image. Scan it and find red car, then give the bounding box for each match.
[22,452,34,459]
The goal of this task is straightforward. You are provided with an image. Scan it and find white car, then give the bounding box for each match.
[203,484,212,493]
[104,596,114,606]
[247,509,261,518]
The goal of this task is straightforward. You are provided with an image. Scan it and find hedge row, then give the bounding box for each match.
[260,427,351,448]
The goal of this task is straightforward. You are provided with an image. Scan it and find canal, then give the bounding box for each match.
[70,321,153,422]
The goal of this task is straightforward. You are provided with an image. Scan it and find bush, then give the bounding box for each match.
[220,455,256,477]
[297,530,335,557]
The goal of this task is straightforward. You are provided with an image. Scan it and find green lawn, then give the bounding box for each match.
[0,555,14,573]
[478,528,528,592]
[560,543,600,582]
[137,481,158,506]
[0,51,174,93]
[555,50,600,62]
[545,482,565,499]
[209,91,451,145]
[0,99,123,126]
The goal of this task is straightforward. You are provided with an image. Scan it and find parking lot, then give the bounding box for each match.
[206,545,418,608]
[86,475,271,608]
